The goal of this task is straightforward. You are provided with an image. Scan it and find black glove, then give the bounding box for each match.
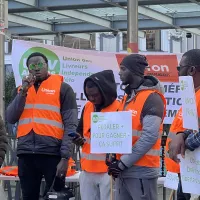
[108,160,127,178]
[105,154,116,166]
[71,133,85,146]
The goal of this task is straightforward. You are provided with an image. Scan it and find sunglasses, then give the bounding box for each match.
[177,66,188,72]
[29,62,46,70]
[177,65,200,72]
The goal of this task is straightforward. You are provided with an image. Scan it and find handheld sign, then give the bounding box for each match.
[91,111,132,154]
[179,76,200,195]
[179,150,200,195]
[164,172,179,190]
[179,76,198,131]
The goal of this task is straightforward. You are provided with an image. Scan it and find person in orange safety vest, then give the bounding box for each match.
[108,54,166,200]
[165,108,191,200]
[73,70,119,200]
[6,52,78,200]
[168,49,200,200]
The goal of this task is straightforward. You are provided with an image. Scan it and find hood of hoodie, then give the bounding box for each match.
[84,70,117,108]
[136,75,165,94]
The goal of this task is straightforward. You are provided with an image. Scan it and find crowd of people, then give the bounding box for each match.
[1,49,200,200]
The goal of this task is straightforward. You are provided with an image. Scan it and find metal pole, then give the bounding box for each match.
[127,0,138,53]
[0,0,5,120]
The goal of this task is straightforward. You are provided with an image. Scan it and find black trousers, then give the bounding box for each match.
[18,154,63,200]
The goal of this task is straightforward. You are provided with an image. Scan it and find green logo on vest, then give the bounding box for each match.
[19,47,60,78]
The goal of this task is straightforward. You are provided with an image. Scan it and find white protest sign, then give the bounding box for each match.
[91,111,132,154]
[180,149,200,195]
[164,172,179,190]
[179,76,198,131]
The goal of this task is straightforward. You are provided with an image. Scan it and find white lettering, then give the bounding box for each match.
[147,65,169,72]
[41,88,55,95]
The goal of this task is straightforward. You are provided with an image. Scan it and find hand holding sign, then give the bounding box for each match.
[179,76,200,195]
[91,111,132,154]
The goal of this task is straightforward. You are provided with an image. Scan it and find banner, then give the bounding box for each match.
[11,40,181,124]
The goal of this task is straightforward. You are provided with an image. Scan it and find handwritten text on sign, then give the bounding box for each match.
[179,76,198,131]
[91,112,132,154]
[180,149,200,195]
[164,172,179,190]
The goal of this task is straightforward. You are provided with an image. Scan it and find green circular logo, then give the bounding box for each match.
[19,47,60,78]
[92,114,99,123]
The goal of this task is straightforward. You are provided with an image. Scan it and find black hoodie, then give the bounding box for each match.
[77,70,117,136]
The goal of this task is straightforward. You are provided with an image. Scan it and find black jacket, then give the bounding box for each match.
[77,70,117,135]
[6,75,78,159]
[0,116,8,167]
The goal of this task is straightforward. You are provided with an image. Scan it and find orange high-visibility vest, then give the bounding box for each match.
[165,89,200,173]
[81,100,120,173]
[0,158,76,177]
[0,166,18,176]
[116,90,166,168]
[17,75,64,140]
[66,158,77,177]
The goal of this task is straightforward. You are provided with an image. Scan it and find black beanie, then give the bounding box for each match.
[120,54,148,76]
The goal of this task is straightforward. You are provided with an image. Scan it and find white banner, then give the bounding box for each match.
[11,40,181,124]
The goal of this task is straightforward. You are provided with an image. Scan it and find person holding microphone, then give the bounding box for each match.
[6,52,78,200]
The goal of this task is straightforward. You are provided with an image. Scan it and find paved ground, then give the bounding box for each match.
[0,185,7,200]
[1,184,200,200]
[0,185,174,200]
[158,186,176,200]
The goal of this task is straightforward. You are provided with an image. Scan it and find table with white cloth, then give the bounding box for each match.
[0,171,81,200]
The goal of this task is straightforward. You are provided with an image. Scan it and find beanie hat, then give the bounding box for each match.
[120,54,148,76]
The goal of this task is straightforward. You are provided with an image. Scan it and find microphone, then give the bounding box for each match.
[21,74,36,92]
[21,81,29,91]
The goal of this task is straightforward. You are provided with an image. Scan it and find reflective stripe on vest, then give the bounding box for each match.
[24,104,60,113]
[146,149,160,157]
[18,118,64,130]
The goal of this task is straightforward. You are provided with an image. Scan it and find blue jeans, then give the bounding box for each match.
[177,180,191,200]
